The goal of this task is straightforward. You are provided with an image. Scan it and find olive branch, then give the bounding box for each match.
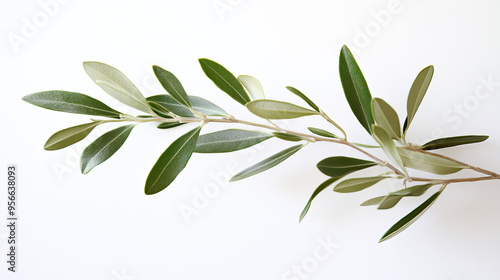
[23,45,499,242]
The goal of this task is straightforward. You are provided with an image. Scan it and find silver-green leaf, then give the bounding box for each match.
[230,144,304,182]
[80,124,135,174]
[83,61,152,114]
[372,98,401,139]
[397,148,467,175]
[406,65,434,133]
[333,176,387,193]
[246,99,320,119]
[238,75,265,100]
[195,129,273,153]
[371,125,408,177]
[146,95,227,117]
[145,126,202,195]
[44,122,101,151]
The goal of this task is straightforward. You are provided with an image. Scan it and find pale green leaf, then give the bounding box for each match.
[145,126,202,194]
[360,196,386,206]
[195,129,273,153]
[238,75,265,100]
[406,65,434,133]
[372,98,401,139]
[371,125,408,177]
[22,91,122,118]
[397,148,467,175]
[333,176,387,193]
[307,127,339,139]
[44,122,101,150]
[83,61,152,114]
[272,132,303,142]
[246,99,319,119]
[80,125,135,174]
[230,144,304,182]
[378,183,434,209]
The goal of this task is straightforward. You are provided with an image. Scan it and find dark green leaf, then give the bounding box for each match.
[157,122,185,129]
[146,95,227,117]
[246,99,319,119]
[153,65,191,108]
[307,127,339,139]
[371,125,408,177]
[238,75,265,100]
[199,58,251,105]
[421,135,489,150]
[230,144,304,182]
[317,156,377,177]
[195,129,273,153]
[333,176,387,193]
[22,91,122,118]
[372,98,401,139]
[339,45,374,133]
[397,148,467,175]
[80,125,135,174]
[299,176,342,223]
[83,61,152,114]
[145,126,202,195]
[147,101,172,119]
[272,132,303,142]
[379,189,442,243]
[44,122,101,150]
[406,65,434,133]
[360,196,386,206]
[286,86,320,112]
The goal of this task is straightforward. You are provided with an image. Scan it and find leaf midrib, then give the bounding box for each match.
[202,61,247,103]
[84,125,133,172]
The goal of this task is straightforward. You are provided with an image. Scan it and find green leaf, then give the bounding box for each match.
[238,75,265,100]
[286,86,320,112]
[22,90,122,118]
[83,61,152,114]
[360,196,386,206]
[299,176,342,223]
[307,127,339,139]
[333,176,387,193]
[146,95,228,117]
[397,148,467,175]
[372,98,401,139]
[317,156,377,177]
[371,125,408,177]
[199,58,251,105]
[157,122,185,129]
[44,122,101,151]
[272,132,303,142]
[145,126,202,195]
[339,45,374,133]
[246,99,319,119]
[230,144,304,182]
[379,189,442,243]
[421,135,489,150]
[147,101,172,119]
[352,142,380,149]
[153,65,191,108]
[195,129,273,153]
[378,183,434,209]
[406,65,434,133]
[80,125,135,174]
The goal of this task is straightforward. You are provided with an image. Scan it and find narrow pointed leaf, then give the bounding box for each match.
[397,148,467,175]
[379,189,442,243]
[421,135,489,150]
[307,127,339,139]
[272,132,303,142]
[83,61,152,114]
[352,142,380,149]
[146,95,227,117]
[80,125,135,174]
[333,176,387,193]
[147,101,172,119]
[238,75,265,100]
[372,98,401,139]
[299,176,342,222]
[378,183,434,209]
[199,59,250,105]
[157,122,185,129]
[339,45,374,133]
[371,125,408,177]
[195,129,273,153]
[286,86,320,112]
[406,65,434,132]
[317,156,377,177]
[360,196,386,206]
[246,99,319,119]
[230,144,304,182]
[22,91,122,118]
[153,65,191,108]
[145,126,202,195]
[44,122,101,150]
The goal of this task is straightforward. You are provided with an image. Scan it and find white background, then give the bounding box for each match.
[2,0,500,279]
